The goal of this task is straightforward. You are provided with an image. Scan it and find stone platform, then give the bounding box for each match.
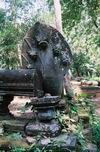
[0,96,77,151]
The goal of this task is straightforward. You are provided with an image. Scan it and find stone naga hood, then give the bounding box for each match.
[21,22,72,96]
[21,22,72,69]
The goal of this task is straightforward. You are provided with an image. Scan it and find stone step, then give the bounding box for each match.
[25,120,61,137]
[0,119,27,134]
[83,143,97,152]
[26,133,77,151]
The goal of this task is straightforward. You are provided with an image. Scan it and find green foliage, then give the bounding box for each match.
[7,132,23,140]
[75,121,87,151]
[0,0,37,69]
[11,147,26,152]
[67,93,100,151]
[71,51,94,77]
[62,0,99,30]
[90,116,100,149]
[67,98,78,114]
[0,23,19,69]
[95,63,100,77]
[11,147,40,152]
[86,0,100,28]
[62,0,100,78]
[48,0,100,29]
[0,9,6,30]
[62,0,83,30]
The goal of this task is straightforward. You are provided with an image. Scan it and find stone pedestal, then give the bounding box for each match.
[25,96,61,137]
[25,96,77,151]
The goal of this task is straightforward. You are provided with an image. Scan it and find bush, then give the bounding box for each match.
[71,52,95,77]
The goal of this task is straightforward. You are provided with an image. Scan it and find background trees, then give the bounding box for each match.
[61,0,100,77]
[53,0,100,77]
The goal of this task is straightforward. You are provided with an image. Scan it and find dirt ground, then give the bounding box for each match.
[9,96,35,119]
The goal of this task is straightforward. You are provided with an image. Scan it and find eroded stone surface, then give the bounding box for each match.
[38,133,77,151]
[21,22,72,96]
[37,109,56,121]
[84,143,97,152]
[25,120,61,137]
[29,96,60,107]
[2,120,26,133]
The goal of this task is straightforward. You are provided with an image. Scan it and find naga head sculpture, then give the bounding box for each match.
[21,22,72,97]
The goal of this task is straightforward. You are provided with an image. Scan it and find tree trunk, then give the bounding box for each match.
[54,0,62,33]
[76,68,81,77]
[10,0,17,27]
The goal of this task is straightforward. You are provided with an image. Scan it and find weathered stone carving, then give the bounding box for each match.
[0,69,36,93]
[25,119,61,137]
[21,22,73,143]
[22,22,72,68]
[21,22,72,96]
[0,69,37,114]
